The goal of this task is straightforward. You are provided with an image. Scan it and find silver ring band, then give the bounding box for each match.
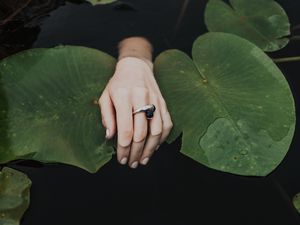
[133,104,156,119]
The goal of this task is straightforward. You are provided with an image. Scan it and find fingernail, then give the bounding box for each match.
[105,128,110,139]
[120,157,127,165]
[155,145,160,151]
[131,161,138,169]
[141,157,149,165]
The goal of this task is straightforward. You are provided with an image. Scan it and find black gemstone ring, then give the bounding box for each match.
[133,104,156,119]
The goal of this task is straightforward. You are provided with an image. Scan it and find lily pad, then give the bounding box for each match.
[0,167,31,225]
[0,46,116,173]
[204,0,290,52]
[293,193,300,213]
[87,0,117,5]
[154,32,295,176]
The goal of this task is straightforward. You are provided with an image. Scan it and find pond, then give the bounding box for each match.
[1,0,300,224]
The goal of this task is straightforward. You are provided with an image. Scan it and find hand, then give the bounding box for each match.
[98,56,173,168]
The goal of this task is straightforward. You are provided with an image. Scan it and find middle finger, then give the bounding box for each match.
[129,87,149,168]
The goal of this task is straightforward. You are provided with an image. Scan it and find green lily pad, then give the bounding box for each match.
[0,33,295,176]
[87,0,117,5]
[0,46,116,173]
[0,167,31,225]
[204,0,290,52]
[154,32,295,176]
[293,193,300,213]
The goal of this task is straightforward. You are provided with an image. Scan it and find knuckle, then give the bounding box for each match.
[122,129,133,140]
[151,129,162,136]
[151,94,160,104]
[111,87,130,99]
[132,86,149,98]
[98,96,105,105]
[164,123,173,132]
[134,130,147,142]
[118,129,133,147]
[118,141,131,148]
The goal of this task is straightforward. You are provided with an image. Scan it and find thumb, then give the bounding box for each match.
[98,89,116,139]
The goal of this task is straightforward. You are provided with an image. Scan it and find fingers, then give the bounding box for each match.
[105,86,173,168]
[140,95,162,165]
[98,89,116,139]
[128,87,149,168]
[111,88,133,165]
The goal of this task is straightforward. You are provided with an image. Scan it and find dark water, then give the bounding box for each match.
[2,0,300,224]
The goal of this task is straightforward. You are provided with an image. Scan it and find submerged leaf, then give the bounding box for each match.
[87,0,117,5]
[154,32,295,176]
[293,193,300,213]
[0,46,116,173]
[0,167,31,225]
[204,0,290,52]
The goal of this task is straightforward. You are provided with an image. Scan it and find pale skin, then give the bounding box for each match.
[98,37,173,169]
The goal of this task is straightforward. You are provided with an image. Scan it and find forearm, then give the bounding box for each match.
[117,36,153,70]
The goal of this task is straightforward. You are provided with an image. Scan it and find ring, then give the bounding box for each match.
[133,104,156,119]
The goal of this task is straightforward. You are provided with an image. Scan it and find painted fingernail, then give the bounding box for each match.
[120,157,127,165]
[141,157,149,165]
[105,128,110,139]
[131,161,138,169]
[155,145,160,151]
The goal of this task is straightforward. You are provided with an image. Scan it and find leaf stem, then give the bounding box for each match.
[289,35,300,41]
[174,0,190,36]
[272,56,300,63]
[0,0,33,26]
[292,24,300,31]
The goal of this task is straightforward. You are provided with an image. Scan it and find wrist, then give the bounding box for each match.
[118,37,153,69]
[116,56,154,72]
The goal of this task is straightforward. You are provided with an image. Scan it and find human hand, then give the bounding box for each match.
[98,56,173,168]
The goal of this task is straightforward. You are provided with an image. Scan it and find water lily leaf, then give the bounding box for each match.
[87,0,117,5]
[0,167,31,225]
[0,46,116,173]
[293,193,300,213]
[154,32,295,176]
[204,0,290,52]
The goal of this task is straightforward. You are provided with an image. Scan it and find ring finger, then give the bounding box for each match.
[129,88,149,168]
